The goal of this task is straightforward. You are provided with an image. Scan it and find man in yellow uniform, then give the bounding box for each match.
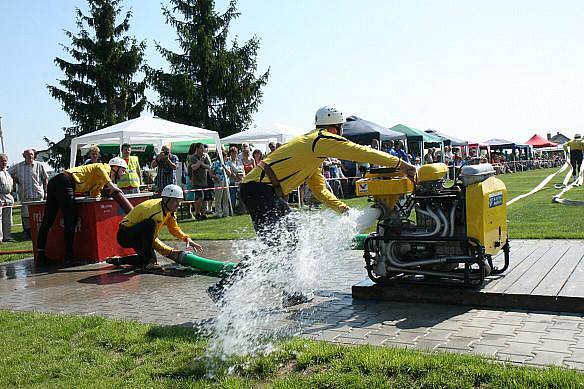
[115,184,203,271]
[37,158,130,265]
[564,134,584,180]
[208,106,416,304]
[117,143,142,194]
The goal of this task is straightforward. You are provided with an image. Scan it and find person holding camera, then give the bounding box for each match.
[151,145,179,193]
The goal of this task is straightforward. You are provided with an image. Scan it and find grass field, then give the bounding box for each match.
[500,168,584,239]
[1,166,581,264]
[1,310,581,388]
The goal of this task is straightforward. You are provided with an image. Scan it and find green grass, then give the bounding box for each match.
[500,168,584,239]
[0,207,32,264]
[1,310,581,388]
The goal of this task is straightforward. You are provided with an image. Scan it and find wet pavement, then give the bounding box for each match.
[2,239,584,370]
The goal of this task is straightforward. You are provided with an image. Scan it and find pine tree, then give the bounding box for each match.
[147,0,269,136]
[48,0,146,137]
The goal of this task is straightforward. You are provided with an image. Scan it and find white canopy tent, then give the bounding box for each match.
[69,116,222,168]
[220,123,309,145]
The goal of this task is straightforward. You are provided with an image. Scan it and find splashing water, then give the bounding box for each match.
[205,206,380,361]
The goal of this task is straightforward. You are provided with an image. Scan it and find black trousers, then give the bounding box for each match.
[570,150,583,177]
[213,182,295,290]
[37,173,77,260]
[117,219,157,264]
[239,181,292,238]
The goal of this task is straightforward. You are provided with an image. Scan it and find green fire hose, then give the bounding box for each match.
[176,251,236,276]
[352,234,369,250]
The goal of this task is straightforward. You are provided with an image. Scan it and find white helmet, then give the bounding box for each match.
[161,184,184,199]
[108,157,128,169]
[315,106,344,126]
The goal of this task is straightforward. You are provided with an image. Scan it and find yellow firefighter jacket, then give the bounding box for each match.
[66,163,111,197]
[242,129,402,212]
[119,198,189,256]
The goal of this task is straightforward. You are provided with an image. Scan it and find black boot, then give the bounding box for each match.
[206,261,248,304]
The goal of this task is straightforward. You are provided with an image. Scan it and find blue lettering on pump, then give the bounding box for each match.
[489,192,503,208]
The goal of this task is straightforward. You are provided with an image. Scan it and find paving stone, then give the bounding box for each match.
[496,353,534,364]
[374,325,400,336]
[442,336,475,350]
[432,321,464,331]
[423,329,453,341]
[475,310,503,319]
[382,341,415,349]
[345,328,372,339]
[521,322,550,333]
[392,331,422,344]
[529,351,570,367]
[568,349,584,364]
[470,344,499,357]
[363,334,390,346]
[334,336,365,345]
[525,313,558,323]
[571,337,584,349]
[476,333,510,347]
[551,320,581,331]
[536,339,574,353]
[543,329,579,341]
[415,339,444,351]
[564,361,584,370]
[501,342,537,356]
[464,318,497,329]
[511,331,544,344]
[483,324,519,336]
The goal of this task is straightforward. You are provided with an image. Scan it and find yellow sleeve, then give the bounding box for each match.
[165,214,189,241]
[314,132,402,168]
[153,238,174,257]
[305,169,348,213]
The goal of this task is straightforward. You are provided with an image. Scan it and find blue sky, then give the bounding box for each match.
[1,0,584,163]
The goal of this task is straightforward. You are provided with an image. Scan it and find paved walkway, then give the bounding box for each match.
[1,239,584,370]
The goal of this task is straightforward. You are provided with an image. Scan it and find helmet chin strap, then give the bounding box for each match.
[161,197,172,213]
[112,167,120,184]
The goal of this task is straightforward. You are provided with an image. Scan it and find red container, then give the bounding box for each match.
[28,193,152,263]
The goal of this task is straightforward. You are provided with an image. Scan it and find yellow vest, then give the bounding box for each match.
[120,198,189,256]
[117,155,141,188]
[242,129,401,212]
[66,163,111,197]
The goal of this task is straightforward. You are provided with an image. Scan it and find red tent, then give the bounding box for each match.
[525,134,557,148]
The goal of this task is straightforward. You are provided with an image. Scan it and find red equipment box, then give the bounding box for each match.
[27,193,152,263]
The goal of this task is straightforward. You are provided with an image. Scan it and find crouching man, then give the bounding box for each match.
[116,184,203,271]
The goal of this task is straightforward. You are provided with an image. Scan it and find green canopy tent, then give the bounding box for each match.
[83,139,218,156]
[389,124,444,162]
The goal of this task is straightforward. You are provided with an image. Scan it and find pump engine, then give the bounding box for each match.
[356,163,510,287]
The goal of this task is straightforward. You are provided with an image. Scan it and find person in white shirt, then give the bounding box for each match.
[9,149,48,239]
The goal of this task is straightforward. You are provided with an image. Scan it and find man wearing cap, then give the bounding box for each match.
[114,184,203,271]
[564,133,584,180]
[36,158,131,265]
